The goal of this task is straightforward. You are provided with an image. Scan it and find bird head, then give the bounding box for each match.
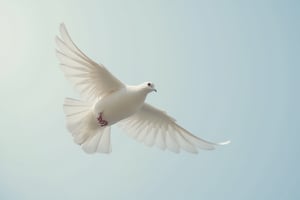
[143,81,157,93]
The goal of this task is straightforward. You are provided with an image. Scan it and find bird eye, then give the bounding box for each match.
[147,82,151,87]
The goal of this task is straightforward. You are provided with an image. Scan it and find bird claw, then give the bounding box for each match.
[97,112,108,127]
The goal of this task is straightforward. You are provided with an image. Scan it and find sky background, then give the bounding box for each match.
[0,0,299,199]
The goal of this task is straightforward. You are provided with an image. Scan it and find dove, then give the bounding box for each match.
[55,23,230,154]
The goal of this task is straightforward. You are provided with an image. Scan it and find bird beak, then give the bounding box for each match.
[153,89,157,92]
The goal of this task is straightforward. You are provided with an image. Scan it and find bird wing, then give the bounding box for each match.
[55,23,124,101]
[119,103,230,154]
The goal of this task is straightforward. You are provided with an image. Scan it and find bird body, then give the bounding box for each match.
[56,23,230,154]
[93,84,150,126]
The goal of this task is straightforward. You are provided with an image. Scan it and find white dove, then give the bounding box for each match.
[55,23,230,154]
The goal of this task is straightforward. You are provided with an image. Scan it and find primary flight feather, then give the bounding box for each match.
[56,23,230,154]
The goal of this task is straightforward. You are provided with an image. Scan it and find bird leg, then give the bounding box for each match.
[97,112,108,127]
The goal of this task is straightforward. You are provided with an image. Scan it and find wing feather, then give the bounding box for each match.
[56,23,124,100]
[119,103,230,154]
[144,126,155,147]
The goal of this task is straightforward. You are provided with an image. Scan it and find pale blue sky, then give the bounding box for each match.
[0,0,299,200]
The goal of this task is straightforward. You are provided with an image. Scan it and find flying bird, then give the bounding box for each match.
[55,23,230,154]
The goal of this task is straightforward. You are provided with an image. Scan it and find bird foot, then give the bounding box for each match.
[97,112,108,127]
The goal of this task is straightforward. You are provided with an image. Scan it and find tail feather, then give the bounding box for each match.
[97,127,112,153]
[64,98,91,116]
[82,127,112,154]
[63,98,112,154]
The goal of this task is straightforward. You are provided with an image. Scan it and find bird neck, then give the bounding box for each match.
[126,85,149,98]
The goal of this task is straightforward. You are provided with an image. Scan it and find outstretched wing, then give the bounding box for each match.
[56,23,124,101]
[119,103,230,154]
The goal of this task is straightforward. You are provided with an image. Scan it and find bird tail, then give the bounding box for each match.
[63,98,112,154]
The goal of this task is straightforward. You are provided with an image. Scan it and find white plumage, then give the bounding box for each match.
[56,23,230,154]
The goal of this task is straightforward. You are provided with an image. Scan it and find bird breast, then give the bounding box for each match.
[93,88,147,126]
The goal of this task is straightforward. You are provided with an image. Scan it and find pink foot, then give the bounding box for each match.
[97,112,108,127]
